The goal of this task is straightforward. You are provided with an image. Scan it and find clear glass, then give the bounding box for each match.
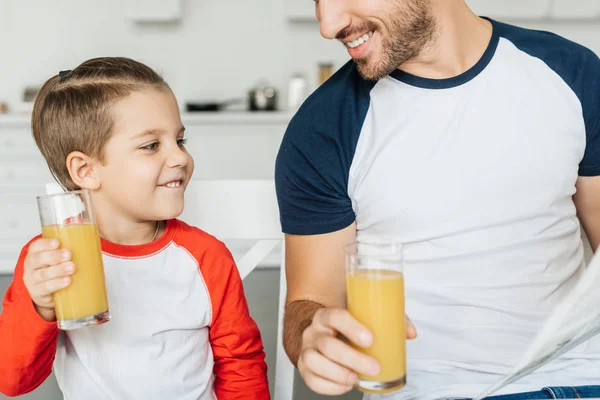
[344,238,406,394]
[37,189,110,330]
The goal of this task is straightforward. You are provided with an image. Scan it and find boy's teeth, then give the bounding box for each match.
[347,31,374,49]
[165,181,181,188]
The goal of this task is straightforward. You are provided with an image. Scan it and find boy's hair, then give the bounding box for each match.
[32,57,169,190]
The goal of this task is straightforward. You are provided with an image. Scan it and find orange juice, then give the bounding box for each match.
[346,269,406,394]
[42,223,109,322]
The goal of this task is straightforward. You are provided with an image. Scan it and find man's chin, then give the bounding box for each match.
[355,61,388,81]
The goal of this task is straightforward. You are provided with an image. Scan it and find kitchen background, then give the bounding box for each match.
[0,1,599,399]
[1,0,599,114]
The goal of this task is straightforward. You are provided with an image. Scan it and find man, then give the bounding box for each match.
[274,0,600,399]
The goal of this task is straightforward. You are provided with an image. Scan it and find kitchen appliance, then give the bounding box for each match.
[319,62,334,85]
[248,81,278,111]
[186,98,243,112]
[288,73,308,110]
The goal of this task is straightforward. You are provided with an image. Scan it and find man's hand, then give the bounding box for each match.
[297,307,417,396]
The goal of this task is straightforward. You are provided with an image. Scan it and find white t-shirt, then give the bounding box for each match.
[275,18,600,400]
[0,220,269,399]
[53,220,265,399]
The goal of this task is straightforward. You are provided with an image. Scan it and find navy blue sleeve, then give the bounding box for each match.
[494,20,600,176]
[577,51,600,176]
[274,61,374,235]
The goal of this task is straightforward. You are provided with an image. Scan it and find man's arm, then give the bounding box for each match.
[282,223,417,396]
[283,223,357,365]
[284,223,383,395]
[574,176,600,251]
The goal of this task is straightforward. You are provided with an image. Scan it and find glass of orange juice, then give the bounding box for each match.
[344,238,406,394]
[37,189,110,330]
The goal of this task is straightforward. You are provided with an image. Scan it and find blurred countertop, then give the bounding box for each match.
[0,110,296,128]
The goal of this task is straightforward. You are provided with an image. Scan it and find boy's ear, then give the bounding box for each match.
[66,151,101,190]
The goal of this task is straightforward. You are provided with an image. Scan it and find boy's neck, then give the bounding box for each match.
[97,217,163,246]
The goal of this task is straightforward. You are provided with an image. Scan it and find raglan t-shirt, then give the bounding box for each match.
[275,18,600,400]
[0,219,269,400]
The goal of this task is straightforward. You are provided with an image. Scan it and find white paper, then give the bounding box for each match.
[473,251,600,400]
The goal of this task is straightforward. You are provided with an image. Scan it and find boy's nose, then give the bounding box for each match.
[166,146,189,168]
[317,0,352,40]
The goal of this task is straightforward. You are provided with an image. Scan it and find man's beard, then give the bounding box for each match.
[351,0,436,81]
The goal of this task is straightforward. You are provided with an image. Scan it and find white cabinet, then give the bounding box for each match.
[467,0,551,20]
[124,0,183,23]
[284,0,553,21]
[551,0,600,19]
[284,0,316,21]
[0,112,291,274]
[285,0,600,22]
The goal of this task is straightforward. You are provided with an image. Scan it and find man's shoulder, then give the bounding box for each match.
[285,60,376,140]
[276,60,373,185]
[493,18,597,70]
[275,62,367,235]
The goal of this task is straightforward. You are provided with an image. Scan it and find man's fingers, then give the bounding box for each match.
[299,363,355,396]
[314,334,380,376]
[315,308,373,347]
[300,347,359,387]
[406,315,418,339]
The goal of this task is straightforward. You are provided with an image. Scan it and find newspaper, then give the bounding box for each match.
[473,249,600,400]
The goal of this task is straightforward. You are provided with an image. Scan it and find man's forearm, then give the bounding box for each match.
[283,300,325,366]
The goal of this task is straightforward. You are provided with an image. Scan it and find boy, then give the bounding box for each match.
[0,57,270,399]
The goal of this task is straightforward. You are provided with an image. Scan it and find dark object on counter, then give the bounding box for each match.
[0,102,8,114]
[248,83,278,111]
[23,86,40,102]
[319,62,334,86]
[185,99,243,112]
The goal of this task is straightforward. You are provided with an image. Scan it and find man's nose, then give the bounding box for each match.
[317,0,351,40]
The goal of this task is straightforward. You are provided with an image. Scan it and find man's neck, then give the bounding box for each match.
[399,3,493,79]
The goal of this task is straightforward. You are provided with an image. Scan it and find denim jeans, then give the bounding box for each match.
[473,385,600,399]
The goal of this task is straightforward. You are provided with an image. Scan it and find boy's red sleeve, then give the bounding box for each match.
[201,243,270,399]
[0,237,59,396]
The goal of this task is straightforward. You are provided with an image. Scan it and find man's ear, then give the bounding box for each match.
[66,151,101,190]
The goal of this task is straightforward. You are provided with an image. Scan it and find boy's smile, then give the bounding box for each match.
[92,88,194,225]
[160,179,184,189]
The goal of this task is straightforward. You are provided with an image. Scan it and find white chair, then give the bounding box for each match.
[180,179,295,399]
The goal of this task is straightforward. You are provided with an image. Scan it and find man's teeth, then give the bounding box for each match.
[347,31,374,49]
[165,181,181,188]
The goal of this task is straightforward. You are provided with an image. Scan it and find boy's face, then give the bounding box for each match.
[95,88,194,222]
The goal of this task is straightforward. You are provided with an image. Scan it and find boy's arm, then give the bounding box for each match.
[0,240,59,396]
[203,244,270,400]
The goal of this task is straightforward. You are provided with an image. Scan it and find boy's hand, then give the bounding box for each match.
[22,238,75,322]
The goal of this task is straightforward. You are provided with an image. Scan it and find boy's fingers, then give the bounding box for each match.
[27,238,60,254]
[34,262,75,283]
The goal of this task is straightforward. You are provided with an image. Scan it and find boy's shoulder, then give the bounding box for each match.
[171,219,234,262]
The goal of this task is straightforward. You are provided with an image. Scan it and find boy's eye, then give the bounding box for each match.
[141,142,159,151]
[177,138,188,148]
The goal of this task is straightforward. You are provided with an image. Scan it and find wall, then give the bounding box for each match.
[0,0,288,109]
[0,1,599,113]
